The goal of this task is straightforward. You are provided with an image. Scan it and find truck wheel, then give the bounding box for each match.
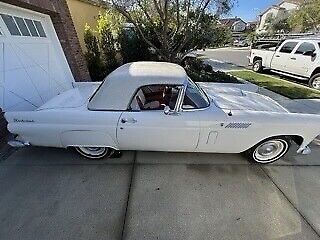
[244,136,291,164]
[75,147,114,160]
[252,60,263,73]
[308,73,320,90]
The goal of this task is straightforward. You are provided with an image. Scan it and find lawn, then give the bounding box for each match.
[230,70,320,99]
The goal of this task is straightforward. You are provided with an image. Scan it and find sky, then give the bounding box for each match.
[229,0,279,22]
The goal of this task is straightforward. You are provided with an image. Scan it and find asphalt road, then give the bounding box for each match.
[200,47,312,87]
[199,47,251,68]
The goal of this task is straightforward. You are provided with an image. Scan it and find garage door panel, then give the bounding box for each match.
[25,65,50,89]
[49,45,73,91]
[18,43,49,69]
[3,92,37,111]
[3,43,23,71]
[0,3,75,112]
[4,68,43,108]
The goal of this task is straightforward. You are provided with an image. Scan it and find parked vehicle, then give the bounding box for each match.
[249,38,320,89]
[5,62,320,164]
[234,39,249,47]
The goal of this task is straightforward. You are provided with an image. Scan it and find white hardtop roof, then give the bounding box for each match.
[88,62,188,110]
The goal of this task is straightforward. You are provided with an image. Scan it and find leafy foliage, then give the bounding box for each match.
[265,14,292,34]
[288,0,320,32]
[185,58,241,83]
[84,25,107,81]
[111,0,235,62]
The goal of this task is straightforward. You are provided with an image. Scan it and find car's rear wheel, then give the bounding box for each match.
[75,147,114,160]
[252,59,263,73]
[308,73,320,90]
[245,137,291,164]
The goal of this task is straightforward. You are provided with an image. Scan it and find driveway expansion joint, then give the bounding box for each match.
[260,165,320,238]
[121,151,137,240]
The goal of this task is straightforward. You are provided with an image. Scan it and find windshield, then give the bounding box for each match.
[182,79,210,109]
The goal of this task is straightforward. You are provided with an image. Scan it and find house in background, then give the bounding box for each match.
[0,0,91,145]
[220,17,247,32]
[67,0,109,52]
[246,21,258,31]
[256,0,301,34]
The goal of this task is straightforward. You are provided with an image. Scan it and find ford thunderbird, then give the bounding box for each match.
[5,62,320,164]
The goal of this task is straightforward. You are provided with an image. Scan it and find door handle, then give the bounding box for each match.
[290,57,296,60]
[121,118,137,124]
[275,55,280,57]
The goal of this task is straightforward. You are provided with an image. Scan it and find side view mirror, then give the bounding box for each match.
[164,106,171,115]
[303,50,316,57]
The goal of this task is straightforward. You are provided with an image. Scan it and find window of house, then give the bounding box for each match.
[1,14,46,38]
[129,85,182,111]
[279,42,298,53]
[24,18,39,37]
[1,14,21,36]
[295,42,316,55]
[14,17,30,36]
[33,20,46,37]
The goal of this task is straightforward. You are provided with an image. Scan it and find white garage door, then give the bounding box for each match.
[0,2,75,112]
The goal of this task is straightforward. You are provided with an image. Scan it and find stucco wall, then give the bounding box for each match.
[257,7,280,33]
[233,21,246,32]
[67,0,108,52]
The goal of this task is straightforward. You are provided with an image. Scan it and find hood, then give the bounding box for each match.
[37,84,99,111]
[199,83,288,113]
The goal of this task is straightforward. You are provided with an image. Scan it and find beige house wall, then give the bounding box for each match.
[67,0,108,51]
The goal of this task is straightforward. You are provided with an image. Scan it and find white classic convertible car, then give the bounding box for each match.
[5,62,320,164]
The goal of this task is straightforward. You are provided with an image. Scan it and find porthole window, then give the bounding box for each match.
[1,14,21,36]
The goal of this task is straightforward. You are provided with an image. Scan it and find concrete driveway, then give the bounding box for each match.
[1,143,320,240]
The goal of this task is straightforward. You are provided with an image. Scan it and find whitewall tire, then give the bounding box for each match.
[245,137,291,164]
[75,147,114,160]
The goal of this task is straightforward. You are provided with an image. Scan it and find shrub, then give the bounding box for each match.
[84,26,107,81]
[184,58,241,83]
[118,27,151,63]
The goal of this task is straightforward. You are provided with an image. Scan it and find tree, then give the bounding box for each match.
[265,14,292,34]
[110,0,235,62]
[288,0,320,32]
[84,25,107,81]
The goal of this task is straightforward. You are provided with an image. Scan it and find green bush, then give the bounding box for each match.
[185,58,241,83]
[84,26,107,81]
[118,27,151,63]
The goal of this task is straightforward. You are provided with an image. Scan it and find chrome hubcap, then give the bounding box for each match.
[253,63,260,71]
[312,77,320,89]
[254,140,286,162]
[78,147,106,156]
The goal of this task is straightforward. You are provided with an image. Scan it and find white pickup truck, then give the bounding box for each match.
[249,38,320,89]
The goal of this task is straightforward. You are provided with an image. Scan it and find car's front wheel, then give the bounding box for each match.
[75,147,114,160]
[252,59,263,73]
[309,73,320,90]
[245,137,291,164]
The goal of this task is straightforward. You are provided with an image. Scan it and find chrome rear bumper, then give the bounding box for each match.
[8,140,30,148]
[297,146,311,155]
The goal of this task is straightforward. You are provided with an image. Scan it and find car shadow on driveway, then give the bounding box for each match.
[1,144,320,240]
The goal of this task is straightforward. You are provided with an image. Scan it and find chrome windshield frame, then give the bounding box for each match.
[175,78,211,112]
